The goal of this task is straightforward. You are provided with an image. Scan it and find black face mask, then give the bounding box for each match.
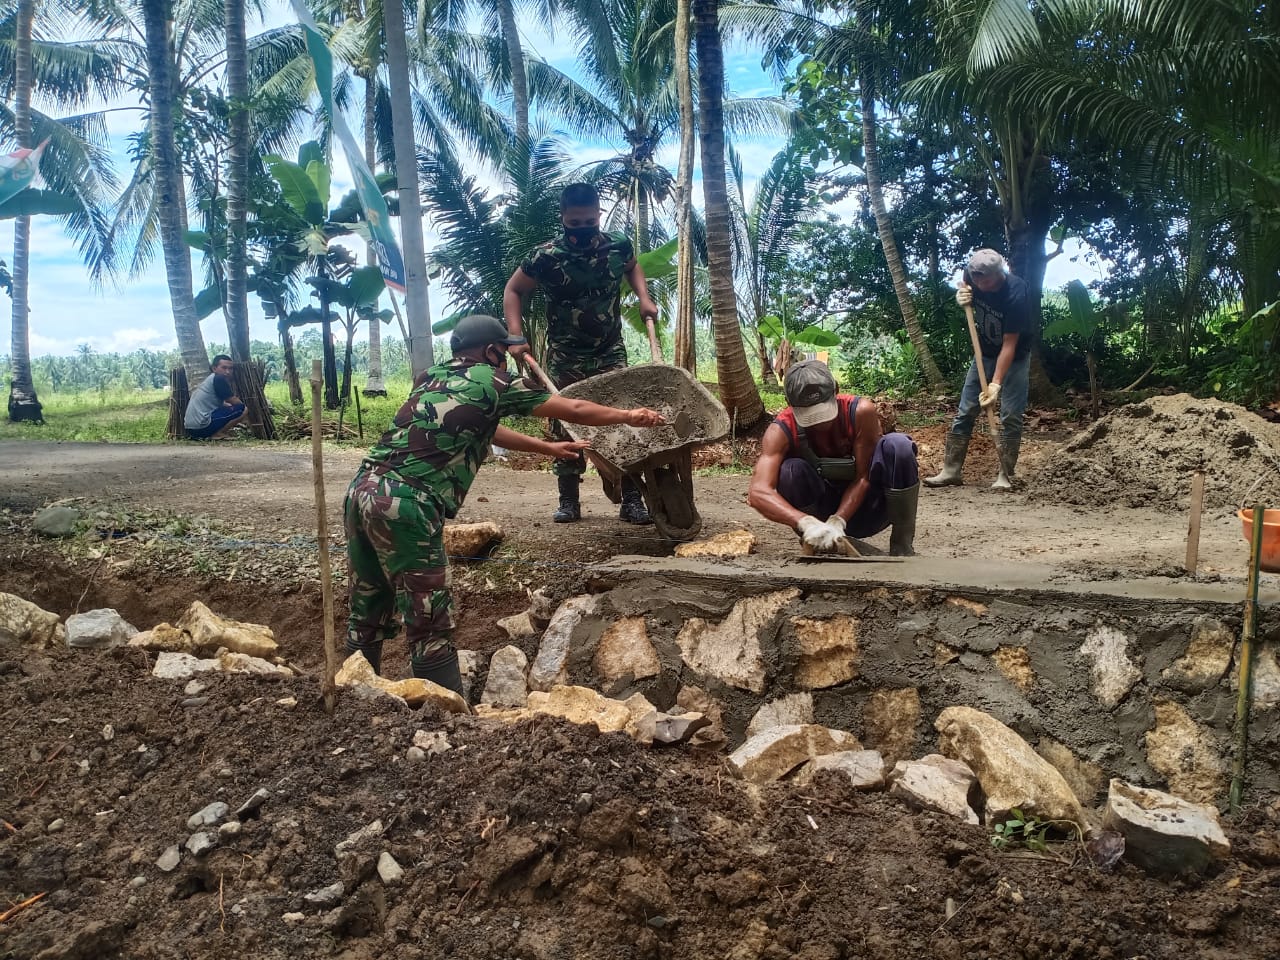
[484,346,507,369]
[563,225,599,246]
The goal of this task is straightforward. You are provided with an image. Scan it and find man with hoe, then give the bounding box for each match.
[926,248,1032,490]
[343,314,665,695]
[184,354,248,440]
[748,360,919,556]
[503,182,662,525]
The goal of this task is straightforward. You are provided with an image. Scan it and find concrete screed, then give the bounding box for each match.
[533,552,1280,805]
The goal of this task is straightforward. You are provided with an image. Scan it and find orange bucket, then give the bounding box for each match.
[1238,508,1280,573]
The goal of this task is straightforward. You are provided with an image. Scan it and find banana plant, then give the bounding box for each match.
[1044,279,1111,419]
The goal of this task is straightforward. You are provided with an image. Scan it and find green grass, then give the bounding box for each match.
[0,387,170,442]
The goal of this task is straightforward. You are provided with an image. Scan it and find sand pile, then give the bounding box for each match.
[1024,394,1280,513]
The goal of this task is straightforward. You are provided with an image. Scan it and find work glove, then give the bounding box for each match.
[955,285,973,307]
[796,514,841,553]
[825,514,847,539]
[979,381,1001,409]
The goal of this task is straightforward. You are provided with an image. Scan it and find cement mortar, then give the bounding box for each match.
[562,568,1280,803]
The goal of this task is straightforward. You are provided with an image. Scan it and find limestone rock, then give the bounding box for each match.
[862,688,921,766]
[185,832,216,857]
[888,755,980,824]
[675,685,727,751]
[676,588,800,693]
[529,594,600,692]
[527,685,632,733]
[794,750,886,791]
[746,693,813,738]
[458,650,480,701]
[727,724,860,784]
[1102,779,1230,874]
[334,652,469,714]
[412,729,451,754]
[527,588,557,628]
[377,852,405,885]
[496,611,537,642]
[152,650,291,681]
[791,616,860,689]
[594,617,661,683]
[481,645,529,707]
[622,692,709,746]
[673,529,757,559]
[0,592,64,648]
[335,820,384,856]
[992,646,1034,692]
[1247,645,1280,709]
[131,601,277,659]
[443,521,504,558]
[1145,699,1226,803]
[216,652,291,676]
[66,608,138,649]
[1163,617,1234,691]
[33,505,80,537]
[187,801,230,830]
[304,882,345,909]
[1036,738,1106,806]
[156,845,181,872]
[936,706,1086,828]
[1079,625,1141,708]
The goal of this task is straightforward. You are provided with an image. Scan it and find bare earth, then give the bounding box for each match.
[0,435,1265,585]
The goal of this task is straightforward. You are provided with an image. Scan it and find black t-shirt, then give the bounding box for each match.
[964,271,1031,360]
[213,375,233,402]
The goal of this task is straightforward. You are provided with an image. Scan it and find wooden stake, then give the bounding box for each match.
[1185,471,1205,575]
[311,359,339,715]
[1229,502,1267,812]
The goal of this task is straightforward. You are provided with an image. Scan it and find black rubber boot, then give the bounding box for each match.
[552,474,581,523]
[886,483,919,556]
[411,647,463,696]
[618,477,652,525]
[345,639,383,675]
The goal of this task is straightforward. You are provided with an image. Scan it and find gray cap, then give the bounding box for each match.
[450,314,527,352]
[784,360,839,427]
[967,248,1006,277]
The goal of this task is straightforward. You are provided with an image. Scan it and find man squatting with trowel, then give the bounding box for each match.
[925,248,1031,490]
[343,315,665,694]
[748,360,919,556]
[503,182,663,526]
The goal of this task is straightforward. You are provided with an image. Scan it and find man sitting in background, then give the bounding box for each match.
[748,360,919,556]
[184,355,247,440]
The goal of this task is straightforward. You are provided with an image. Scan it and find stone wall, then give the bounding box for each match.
[534,573,1280,806]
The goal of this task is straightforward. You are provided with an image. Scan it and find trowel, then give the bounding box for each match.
[796,539,906,563]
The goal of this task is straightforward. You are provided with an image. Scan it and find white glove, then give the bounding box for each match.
[980,381,1001,408]
[955,285,973,307]
[797,515,840,552]
[825,515,847,540]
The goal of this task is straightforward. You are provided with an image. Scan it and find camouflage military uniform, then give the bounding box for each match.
[344,357,549,674]
[521,230,634,477]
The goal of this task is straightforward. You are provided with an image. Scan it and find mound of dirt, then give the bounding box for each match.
[4,638,1280,960]
[1024,394,1280,514]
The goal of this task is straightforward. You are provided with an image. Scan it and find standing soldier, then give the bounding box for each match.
[344,314,664,694]
[503,182,662,524]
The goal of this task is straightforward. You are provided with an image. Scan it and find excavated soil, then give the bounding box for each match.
[1024,395,1280,514]
[4,558,1280,959]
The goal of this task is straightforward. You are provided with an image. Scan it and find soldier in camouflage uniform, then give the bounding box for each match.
[504,182,662,524]
[344,314,664,694]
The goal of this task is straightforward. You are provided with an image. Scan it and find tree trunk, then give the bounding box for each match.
[320,295,339,409]
[672,0,697,374]
[859,52,945,393]
[382,0,434,375]
[635,180,650,254]
[7,0,41,423]
[279,316,303,406]
[224,0,250,362]
[1006,218,1061,404]
[757,328,778,389]
[694,0,763,427]
[144,0,209,390]
[1086,349,1099,420]
[496,0,529,143]
[363,72,386,395]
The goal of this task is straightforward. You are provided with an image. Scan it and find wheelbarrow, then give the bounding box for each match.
[524,358,730,542]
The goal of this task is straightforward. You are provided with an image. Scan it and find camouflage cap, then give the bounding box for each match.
[450,314,527,352]
[784,360,839,427]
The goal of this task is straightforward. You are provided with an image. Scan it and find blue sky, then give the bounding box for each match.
[3,4,1094,358]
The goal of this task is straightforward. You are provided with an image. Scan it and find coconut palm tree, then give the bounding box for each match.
[223,0,249,363]
[671,0,697,372]
[694,0,762,426]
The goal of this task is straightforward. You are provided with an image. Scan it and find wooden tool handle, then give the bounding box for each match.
[311,359,339,714]
[520,354,559,395]
[963,302,1002,437]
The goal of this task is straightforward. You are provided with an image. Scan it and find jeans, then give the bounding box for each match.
[776,433,918,538]
[950,353,1030,441]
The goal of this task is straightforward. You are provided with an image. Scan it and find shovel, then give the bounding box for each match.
[962,298,1012,491]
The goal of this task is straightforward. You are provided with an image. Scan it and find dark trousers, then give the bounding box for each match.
[777,433,918,537]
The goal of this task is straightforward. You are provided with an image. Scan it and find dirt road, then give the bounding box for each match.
[0,439,1263,583]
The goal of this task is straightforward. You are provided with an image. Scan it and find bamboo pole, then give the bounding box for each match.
[1229,503,1267,811]
[311,359,339,715]
[1185,471,1205,575]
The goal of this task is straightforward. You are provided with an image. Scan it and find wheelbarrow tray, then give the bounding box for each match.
[558,365,730,473]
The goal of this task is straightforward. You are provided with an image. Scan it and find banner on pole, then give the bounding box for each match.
[0,139,49,206]
[289,1,407,292]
